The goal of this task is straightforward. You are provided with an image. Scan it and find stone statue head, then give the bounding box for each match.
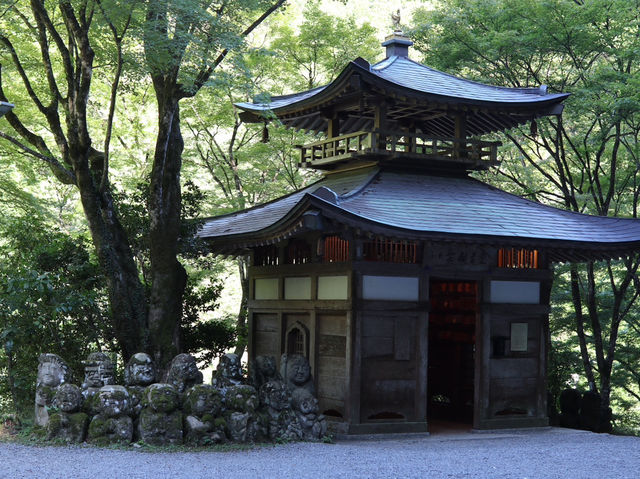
[286,355,311,386]
[124,353,155,387]
[165,353,203,393]
[98,385,130,418]
[260,380,290,412]
[184,384,222,417]
[226,385,258,414]
[217,353,243,382]
[37,353,71,389]
[54,384,83,413]
[145,383,179,413]
[291,388,319,416]
[82,352,115,389]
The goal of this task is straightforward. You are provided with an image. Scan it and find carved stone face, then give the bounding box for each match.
[167,354,201,389]
[147,384,179,413]
[287,356,311,386]
[83,352,114,388]
[261,380,290,411]
[38,361,65,388]
[98,385,130,418]
[125,353,155,386]
[54,384,82,413]
[255,356,276,379]
[218,353,242,381]
[185,384,221,416]
[292,388,319,416]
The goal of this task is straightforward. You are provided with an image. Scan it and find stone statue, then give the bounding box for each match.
[47,384,89,443]
[124,353,156,420]
[183,384,225,445]
[250,355,280,390]
[212,353,244,391]
[35,353,71,427]
[280,354,315,395]
[259,379,301,441]
[81,352,115,416]
[125,352,156,387]
[224,384,267,443]
[291,388,327,441]
[87,385,133,445]
[137,383,183,446]
[165,353,203,394]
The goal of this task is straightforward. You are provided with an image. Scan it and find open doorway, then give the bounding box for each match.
[428,280,477,427]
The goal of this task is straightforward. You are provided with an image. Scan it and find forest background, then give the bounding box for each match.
[1,0,640,435]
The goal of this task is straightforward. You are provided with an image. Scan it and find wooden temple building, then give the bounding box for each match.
[199,33,640,433]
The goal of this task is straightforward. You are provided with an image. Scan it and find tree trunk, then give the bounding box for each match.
[147,84,187,370]
[74,159,148,360]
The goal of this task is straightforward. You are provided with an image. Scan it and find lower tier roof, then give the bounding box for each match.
[198,167,640,262]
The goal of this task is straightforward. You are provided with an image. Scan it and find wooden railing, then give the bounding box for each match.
[299,130,501,169]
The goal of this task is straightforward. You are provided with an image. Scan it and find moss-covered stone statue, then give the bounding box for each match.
[212,353,244,391]
[224,384,267,443]
[291,388,327,441]
[259,379,301,441]
[165,354,203,395]
[35,353,72,427]
[137,383,182,446]
[81,352,115,416]
[87,385,133,445]
[250,355,280,390]
[280,354,315,395]
[47,384,89,443]
[124,353,156,420]
[183,384,226,445]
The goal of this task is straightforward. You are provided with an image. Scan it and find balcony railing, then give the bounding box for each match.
[299,130,501,170]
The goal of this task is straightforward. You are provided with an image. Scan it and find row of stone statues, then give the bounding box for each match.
[35,351,326,445]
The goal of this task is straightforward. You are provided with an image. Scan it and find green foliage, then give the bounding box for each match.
[0,216,111,417]
[267,1,380,91]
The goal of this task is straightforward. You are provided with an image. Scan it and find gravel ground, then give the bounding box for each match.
[1,427,639,479]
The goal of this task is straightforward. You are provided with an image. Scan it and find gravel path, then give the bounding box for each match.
[1,427,638,479]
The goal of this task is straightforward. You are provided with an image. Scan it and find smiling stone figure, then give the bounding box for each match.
[35,353,71,427]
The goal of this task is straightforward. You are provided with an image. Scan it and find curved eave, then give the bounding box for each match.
[202,194,640,263]
[0,101,14,117]
[236,59,569,124]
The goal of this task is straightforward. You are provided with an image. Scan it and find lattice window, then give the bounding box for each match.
[363,238,419,263]
[287,327,305,356]
[253,245,279,266]
[286,239,311,264]
[497,248,539,269]
[323,236,350,263]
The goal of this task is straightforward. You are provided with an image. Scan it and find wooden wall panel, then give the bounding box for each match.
[317,314,348,418]
[254,313,280,359]
[360,314,418,422]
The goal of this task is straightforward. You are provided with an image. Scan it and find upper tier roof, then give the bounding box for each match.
[236,35,569,137]
[199,167,640,262]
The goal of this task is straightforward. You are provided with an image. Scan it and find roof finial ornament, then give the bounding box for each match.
[391,9,401,33]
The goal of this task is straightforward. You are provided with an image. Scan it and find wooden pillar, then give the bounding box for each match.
[416,266,429,424]
[374,102,388,150]
[328,114,340,138]
[454,113,467,159]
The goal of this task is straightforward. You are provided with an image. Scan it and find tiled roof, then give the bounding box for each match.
[236,56,568,114]
[199,168,640,253]
[370,56,566,104]
[198,168,377,239]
